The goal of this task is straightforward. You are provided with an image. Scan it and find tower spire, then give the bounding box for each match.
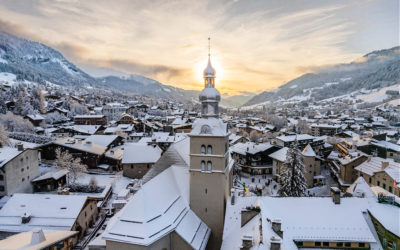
[208,37,211,58]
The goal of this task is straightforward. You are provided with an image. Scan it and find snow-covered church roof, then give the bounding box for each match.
[102,165,210,249]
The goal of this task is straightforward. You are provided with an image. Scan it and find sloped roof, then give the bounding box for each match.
[302,144,316,157]
[0,147,23,169]
[230,142,274,155]
[32,169,69,182]
[269,147,288,162]
[102,166,210,249]
[86,135,119,147]
[121,143,162,164]
[141,137,189,185]
[0,194,87,232]
[347,177,376,198]
[0,230,78,250]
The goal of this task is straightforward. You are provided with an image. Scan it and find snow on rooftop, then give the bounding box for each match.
[347,177,377,198]
[302,144,316,157]
[121,143,162,164]
[70,125,101,135]
[276,134,315,142]
[231,142,274,155]
[102,166,210,249]
[268,147,288,162]
[355,157,399,182]
[31,169,69,182]
[0,194,87,232]
[0,147,23,168]
[85,134,118,147]
[223,196,384,250]
[54,137,107,155]
[0,229,78,250]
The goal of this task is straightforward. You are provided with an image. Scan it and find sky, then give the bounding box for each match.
[0,0,398,95]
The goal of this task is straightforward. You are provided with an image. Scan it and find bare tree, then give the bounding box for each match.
[54,148,87,184]
[249,130,260,143]
[88,177,98,192]
[0,125,9,147]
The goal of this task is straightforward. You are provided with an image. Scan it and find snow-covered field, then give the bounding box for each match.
[0,72,17,84]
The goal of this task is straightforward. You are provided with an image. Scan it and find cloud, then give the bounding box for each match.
[0,0,397,95]
[0,19,41,41]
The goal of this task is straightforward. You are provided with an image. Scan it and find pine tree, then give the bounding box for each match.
[15,88,25,115]
[279,139,307,197]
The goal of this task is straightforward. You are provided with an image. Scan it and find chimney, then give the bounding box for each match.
[21,212,31,224]
[241,235,253,250]
[381,161,389,170]
[231,188,235,205]
[30,228,46,245]
[17,143,24,151]
[272,218,283,238]
[270,236,282,250]
[330,187,341,204]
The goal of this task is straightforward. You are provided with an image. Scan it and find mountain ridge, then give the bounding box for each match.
[243,46,400,107]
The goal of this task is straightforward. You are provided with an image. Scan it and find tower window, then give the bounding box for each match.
[201,145,206,154]
[207,145,212,154]
[205,188,207,194]
[201,161,206,171]
[207,161,212,171]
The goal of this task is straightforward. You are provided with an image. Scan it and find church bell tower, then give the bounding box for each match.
[189,38,232,249]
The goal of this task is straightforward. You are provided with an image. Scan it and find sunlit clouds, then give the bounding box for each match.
[0,0,397,95]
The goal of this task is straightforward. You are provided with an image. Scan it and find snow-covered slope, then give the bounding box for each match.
[244,46,400,107]
[0,32,96,87]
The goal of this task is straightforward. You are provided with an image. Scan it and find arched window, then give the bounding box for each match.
[201,161,206,171]
[201,145,206,154]
[207,145,212,154]
[207,161,212,171]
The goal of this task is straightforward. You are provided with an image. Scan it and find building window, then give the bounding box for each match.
[383,183,386,190]
[369,177,371,184]
[377,181,380,186]
[201,145,206,154]
[389,186,392,193]
[205,188,207,194]
[315,242,321,247]
[207,145,212,154]
[201,161,206,171]
[337,242,343,247]
[207,161,212,171]
[345,242,351,247]
[323,242,329,247]
[359,243,365,248]
[22,178,25,182]
[0,186,4,191]
[21,168,24,172]
[0,175,3,181]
